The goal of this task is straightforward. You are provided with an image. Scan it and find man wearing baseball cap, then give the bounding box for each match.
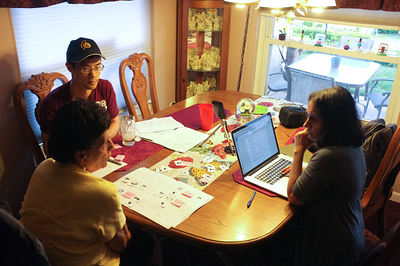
[39,37,120,156]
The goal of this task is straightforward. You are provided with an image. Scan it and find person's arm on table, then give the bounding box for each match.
[107,222,131,253]
[108,116,120,139]
[287,129,312,206]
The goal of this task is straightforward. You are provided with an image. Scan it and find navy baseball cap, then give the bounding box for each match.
[66,37,106,63]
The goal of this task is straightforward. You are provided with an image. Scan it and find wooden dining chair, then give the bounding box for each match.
[13,72,68,165]
[119,53,160,121]
[356,220,400,266]
[361,127,400,238]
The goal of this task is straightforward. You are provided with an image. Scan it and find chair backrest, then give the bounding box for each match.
[286,68,335,105]
[357,220,400,266]
[119,53,160,121]
[361,127,400,233]
[338,35,375,51]
[13,72,68,165]
[374,220,400,266]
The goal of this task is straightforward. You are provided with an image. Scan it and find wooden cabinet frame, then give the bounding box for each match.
[176,0,231,101]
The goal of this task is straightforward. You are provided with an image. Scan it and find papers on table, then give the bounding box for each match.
[92,157,127,178]
[136,117,184,134]
[137,117,209,153]
[153,127,209,153]
[114,167,213,229]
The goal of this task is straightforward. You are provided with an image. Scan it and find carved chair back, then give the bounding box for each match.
[119,53,160,121]
[13,72,68,165]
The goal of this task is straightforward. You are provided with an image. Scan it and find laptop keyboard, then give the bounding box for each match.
[255,158,292,185]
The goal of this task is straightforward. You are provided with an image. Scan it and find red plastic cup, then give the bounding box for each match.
[199,103,214,131]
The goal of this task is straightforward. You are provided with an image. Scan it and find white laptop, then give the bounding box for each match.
[231,112,304,198]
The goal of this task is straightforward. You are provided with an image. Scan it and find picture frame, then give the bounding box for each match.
[378,43,388,56]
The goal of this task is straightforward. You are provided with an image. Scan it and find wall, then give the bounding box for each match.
[0,9,36,217]
[153,0,176,109]
[226,6,259,93]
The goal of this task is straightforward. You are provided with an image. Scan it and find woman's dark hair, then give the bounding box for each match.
[48,99,111,163]
[309,86,364,147]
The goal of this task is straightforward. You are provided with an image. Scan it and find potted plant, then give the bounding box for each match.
[279,28,287,41]
[344,39,350,50]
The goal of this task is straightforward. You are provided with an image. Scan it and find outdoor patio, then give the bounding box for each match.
[267,91,387,121]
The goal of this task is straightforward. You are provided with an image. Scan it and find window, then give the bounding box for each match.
[11,0,152,140]
[255,14,400,121]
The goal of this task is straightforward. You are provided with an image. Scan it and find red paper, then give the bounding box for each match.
[232,169,278,197]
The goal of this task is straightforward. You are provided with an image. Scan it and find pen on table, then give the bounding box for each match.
[198,123,222,147]
[247,190,256,209]
[108,158,122,165]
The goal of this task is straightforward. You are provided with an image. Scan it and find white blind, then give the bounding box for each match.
[11,0,153,140]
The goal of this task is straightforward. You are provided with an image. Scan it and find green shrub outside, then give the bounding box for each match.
[292,25,369,45]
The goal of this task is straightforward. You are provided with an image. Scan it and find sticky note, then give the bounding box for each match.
[171,199,185,208]
[115,155,125,161]
[182,190,195,198]
[122,191,135,199]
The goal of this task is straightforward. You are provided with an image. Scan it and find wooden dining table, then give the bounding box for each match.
[105,90,299,251]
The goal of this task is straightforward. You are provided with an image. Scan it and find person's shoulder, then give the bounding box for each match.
[42,82,70,104]
[313,146,342,162]
[98,79,112,87]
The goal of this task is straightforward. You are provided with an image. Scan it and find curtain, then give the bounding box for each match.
[0,0,123,8]
[336,0,400,11]
[382,0,400,11]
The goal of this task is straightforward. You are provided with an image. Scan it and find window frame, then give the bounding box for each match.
[253,13,400,123]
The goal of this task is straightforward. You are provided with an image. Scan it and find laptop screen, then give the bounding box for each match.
[232,113,279,176]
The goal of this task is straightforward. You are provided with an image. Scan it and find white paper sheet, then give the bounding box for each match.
[92,158,127,178]
[135,117,184,134]
[114,168,213,229]
[153,127,209,153]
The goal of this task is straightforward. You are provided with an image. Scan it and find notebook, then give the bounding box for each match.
[231,113,304,198]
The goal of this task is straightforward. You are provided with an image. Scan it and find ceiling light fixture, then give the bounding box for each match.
[223,0,338,20]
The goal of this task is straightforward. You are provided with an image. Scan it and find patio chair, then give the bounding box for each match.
[119,53,160,121]
[266,47,301,99]
[363,79,393,119]
[286,68,336,105]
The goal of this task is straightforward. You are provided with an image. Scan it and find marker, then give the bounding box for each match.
[247,190,256,209]
[108,158,122,165]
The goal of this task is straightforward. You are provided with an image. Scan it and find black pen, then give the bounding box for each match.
[247,190,256,209]
[108,158,122,165]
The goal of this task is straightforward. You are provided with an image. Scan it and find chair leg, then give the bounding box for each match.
[377,106,383,119]
[215,251,234,266]
[363,99,370,117]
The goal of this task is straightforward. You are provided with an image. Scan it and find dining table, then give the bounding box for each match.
[104,90,300,251]
[288,53,381,103]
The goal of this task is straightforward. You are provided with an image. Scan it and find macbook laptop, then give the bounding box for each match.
[231,112,305,198]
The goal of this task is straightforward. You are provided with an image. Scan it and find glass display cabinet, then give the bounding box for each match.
[176,0,231,101]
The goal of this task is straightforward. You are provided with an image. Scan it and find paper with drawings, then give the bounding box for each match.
[114,167,213,229]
